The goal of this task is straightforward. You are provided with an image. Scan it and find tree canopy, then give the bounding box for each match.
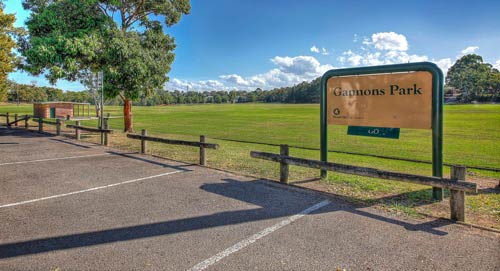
[0,2,18,102]
[446,54,500,102]
[20,0,190,131]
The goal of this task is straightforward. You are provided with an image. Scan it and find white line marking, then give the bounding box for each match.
[0,153,111,166]
[0,171,182,208]
[188,199,331,271]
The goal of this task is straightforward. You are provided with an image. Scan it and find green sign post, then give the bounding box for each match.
[320,62,444,200]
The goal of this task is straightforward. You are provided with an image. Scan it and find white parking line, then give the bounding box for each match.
[188,199,331,271]
[0,153,111,166]
[0,171,182,209]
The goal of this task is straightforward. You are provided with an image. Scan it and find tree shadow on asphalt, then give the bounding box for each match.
[49,138,96,148]
[0,178,451,259]
[293,177,440,208]
[107,151,195,172]
[0,126,54,138]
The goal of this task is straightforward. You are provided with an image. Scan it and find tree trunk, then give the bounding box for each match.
[123,98,133,132]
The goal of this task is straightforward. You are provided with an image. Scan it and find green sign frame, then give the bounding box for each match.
[320,62,444,200]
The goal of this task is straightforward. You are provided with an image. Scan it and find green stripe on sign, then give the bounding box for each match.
[347,126,400,139]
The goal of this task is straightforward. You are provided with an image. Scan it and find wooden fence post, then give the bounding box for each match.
[141,129,147,154]
[56,119,61,136]
[38,118,43,132]
[6,113,10,127]
[280,144,290,184]
[24,115,29,129]
[200,135,206,166]
[450,165,467,222]
[14,114,18,127]
[75,120,80,140]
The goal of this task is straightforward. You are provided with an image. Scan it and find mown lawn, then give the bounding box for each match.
[1,103,499,228]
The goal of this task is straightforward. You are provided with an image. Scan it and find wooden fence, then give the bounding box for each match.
[251,145,477,222]
[127,129,219,166]
[67,122,113,146]
[1,112,116,146]
[1,113,31,128]
[32,117,65,135]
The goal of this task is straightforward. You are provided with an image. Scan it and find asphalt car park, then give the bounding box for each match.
[1,127,498,270]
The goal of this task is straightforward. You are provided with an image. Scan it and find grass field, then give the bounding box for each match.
[1,103,499,228]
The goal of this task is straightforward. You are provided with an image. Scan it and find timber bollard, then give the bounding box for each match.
[6,113,10,127]
[280,144,290,184]
[14,114,18,127]
[75,121,81,140]
[141,129,147,154]
[24,115,29,129]
[38,118,43,132]
[450,165,467,222]
[199,135,206,166]
[56,119,62,136]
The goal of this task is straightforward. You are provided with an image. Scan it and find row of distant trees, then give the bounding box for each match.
[5,80,90,103]
[134,81,321,106]
[5,53,499,105]
[3,80,318,106]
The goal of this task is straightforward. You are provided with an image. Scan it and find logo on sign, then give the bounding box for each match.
[333,108,340,116]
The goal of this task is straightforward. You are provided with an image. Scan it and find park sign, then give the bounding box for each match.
[320,62,445,200]
[327,71,432,129]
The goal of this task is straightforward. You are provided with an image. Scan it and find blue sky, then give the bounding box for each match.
[5,0,500,91]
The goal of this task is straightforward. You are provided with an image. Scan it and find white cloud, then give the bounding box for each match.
[434,58,453,73]
[219,74,250,86]
[218,55,334,90]
[338,49,428,67]
[353,34,359,42]
[271,55,330,75]
[338,32,439,68]
[461,46,479,54]
[338,31,471,76]
[166,78,227,91]
[494,59,500,70]
[310,45,329,55]
[341,50,363,66]
[368,32,409,51]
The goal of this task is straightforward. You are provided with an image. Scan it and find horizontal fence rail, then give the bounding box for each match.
[250,150,477,193]
[251,145,477,221]
[8,114,30,127]
[1,113,114,146]
[127,133,218,149]
[34,117,63,135]
[66,124,113,133]
[33,117,59,125]
[1,113,30,127]
[67,122,113,146]
[127,130,219,166]
[212,137,499,173]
